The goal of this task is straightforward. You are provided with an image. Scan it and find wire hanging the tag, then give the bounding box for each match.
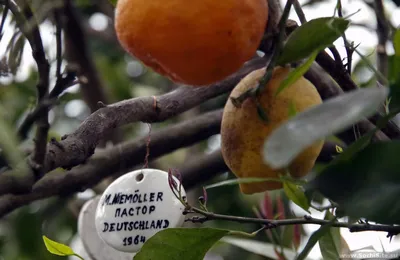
[142,96,156,169]
[143,122,152,169]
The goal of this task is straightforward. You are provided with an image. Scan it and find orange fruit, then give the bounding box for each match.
[114,0,268,86]
[221,66,324,194]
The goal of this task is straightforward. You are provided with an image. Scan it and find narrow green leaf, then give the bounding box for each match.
[134,228,229,260]
[204,177,283,190]
[221,237,299,259]
[393,29,400,56]
[264,87,389,169]
[42,235,75,256]
[296,221,334,260]
[108,0,118,6]
[353,48,388,85]
[318,211,341,260]
[277,17,349,65]
[388,55,400,84]
[283,181,310,212]
[275,51,319,97]
[288,101,297,118]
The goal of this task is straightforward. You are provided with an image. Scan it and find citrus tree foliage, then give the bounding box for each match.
[1,0,400,260]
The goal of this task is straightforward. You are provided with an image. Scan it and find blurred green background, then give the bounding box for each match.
[0,0,400,259]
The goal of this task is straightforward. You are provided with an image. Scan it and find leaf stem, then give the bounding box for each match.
[73,253,85,260]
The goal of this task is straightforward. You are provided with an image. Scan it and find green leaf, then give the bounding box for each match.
[308,141,400,224]
[318,107,400,173]
[0,104,27,175]
[108,0,117,6]
[256,103,269,123]
[318,211,341,260]
[42,235,75,256]
[388,55,400,84]
[204,177,283,190]
[275,50,319,97]
[134,228,229,260]
[288,101,297,118]
[296,221,335,260]
[277,17,349,65]
[263,87,389,169]
[393,29,400,56]
[7,32,25,75]
[283,181,310,212]
[221,237,299,260]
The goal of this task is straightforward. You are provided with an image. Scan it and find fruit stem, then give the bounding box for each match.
[230,0,294,107]
[255,0,294,95]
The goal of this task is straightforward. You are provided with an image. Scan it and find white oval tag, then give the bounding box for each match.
[78,196,134,259]
[95,168,186,253]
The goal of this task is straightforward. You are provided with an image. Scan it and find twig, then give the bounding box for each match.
[336,0,354,74]
[310,202,339,211]
[17,70,76,140]
[0,0,9,42]
[15,0,51,176]
[186,207,400,235]
[373,0,390,85]
[230,0,294,106]
[54,9,62,78]
[293,0,306,24]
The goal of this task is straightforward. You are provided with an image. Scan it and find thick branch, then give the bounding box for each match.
[0,57,266,196]
[41,58,266,172]
[0,109,222,217]
[0,108,345,217]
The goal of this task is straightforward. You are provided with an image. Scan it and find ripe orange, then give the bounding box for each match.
[114,0,268,86]
[221,67,324,194]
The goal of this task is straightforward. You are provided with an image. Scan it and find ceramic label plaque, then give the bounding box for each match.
[95,168,186,252]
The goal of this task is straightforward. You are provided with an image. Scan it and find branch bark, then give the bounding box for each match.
[0,105,344,217]
[0,57,266,196]
[0,109,223,217]
[373,0,389,84]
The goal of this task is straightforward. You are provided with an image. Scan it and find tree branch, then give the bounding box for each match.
[13,0,50,177]
[0,109,223,217]
[373,0,389,84]
[0,104,345,217]
[0,57,266,196]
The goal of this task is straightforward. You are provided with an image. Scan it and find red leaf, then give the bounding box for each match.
[276,194,286,220]
[293,224,301,250]
[261,191,274,219]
